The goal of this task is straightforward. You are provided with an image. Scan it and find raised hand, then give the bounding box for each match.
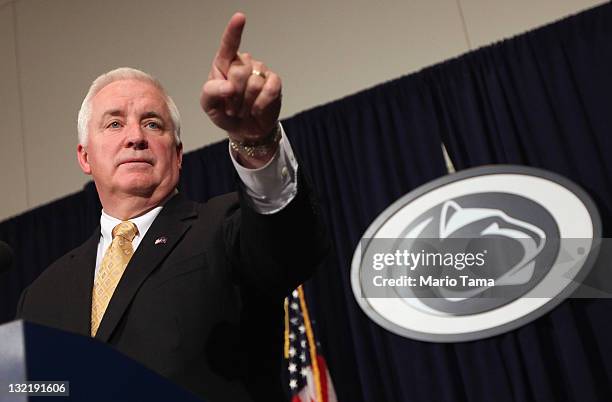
[200,13,282,152]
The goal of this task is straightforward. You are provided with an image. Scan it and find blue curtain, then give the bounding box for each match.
[2,3,612,401]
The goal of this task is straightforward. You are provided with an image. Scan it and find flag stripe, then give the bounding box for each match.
[316,355,329,402]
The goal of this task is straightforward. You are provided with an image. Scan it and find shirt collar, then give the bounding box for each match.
[100,205,164,243]
[98,189,179,243]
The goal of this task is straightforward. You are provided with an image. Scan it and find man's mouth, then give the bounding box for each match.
[118,158,153,166]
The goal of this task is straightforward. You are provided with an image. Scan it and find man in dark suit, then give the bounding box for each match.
[16,12,328,402]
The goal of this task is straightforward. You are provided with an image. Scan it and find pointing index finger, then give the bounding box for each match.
[214,12,246,76]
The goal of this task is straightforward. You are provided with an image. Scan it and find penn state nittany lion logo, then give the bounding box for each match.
[411,199,547,291]
[397,192,560,315]
[351,166,600,342]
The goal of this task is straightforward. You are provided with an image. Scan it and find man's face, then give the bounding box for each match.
[77,79,182,201]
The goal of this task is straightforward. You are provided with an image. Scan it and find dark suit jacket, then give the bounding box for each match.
[16,178,329,402]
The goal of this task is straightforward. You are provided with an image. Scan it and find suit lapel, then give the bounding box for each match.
[62,229,99,336]
[95,193,198,342]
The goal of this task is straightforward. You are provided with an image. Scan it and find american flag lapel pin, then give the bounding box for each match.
[154,236,167,245]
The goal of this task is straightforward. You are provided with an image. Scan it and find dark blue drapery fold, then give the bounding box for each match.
[2,3,612,401]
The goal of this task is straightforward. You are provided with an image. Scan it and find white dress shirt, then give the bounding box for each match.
[95,123,298,274]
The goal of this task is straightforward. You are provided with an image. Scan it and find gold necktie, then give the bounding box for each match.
[91,221,138,337]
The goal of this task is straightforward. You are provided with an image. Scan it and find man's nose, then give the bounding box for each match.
[125,124,148,150]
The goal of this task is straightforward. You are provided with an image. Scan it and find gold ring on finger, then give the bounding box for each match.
[251,69,266,79]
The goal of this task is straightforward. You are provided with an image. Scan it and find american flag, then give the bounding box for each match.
[284,285,337,402]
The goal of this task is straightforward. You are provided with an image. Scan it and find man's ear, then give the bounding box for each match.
[176,142,183,170]
[77,144,92,175]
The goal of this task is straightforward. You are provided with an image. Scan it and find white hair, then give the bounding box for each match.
[77,67,181,146]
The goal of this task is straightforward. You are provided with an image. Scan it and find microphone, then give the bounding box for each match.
[0,241,14,273]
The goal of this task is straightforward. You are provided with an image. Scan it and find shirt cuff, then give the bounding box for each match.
[229,123,299,214]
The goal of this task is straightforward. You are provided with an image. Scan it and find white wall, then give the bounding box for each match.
[0,0,604,221]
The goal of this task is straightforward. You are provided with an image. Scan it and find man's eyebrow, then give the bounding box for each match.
[142,111,163,119]
[99,110,165,121]
[101,109,123,118]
